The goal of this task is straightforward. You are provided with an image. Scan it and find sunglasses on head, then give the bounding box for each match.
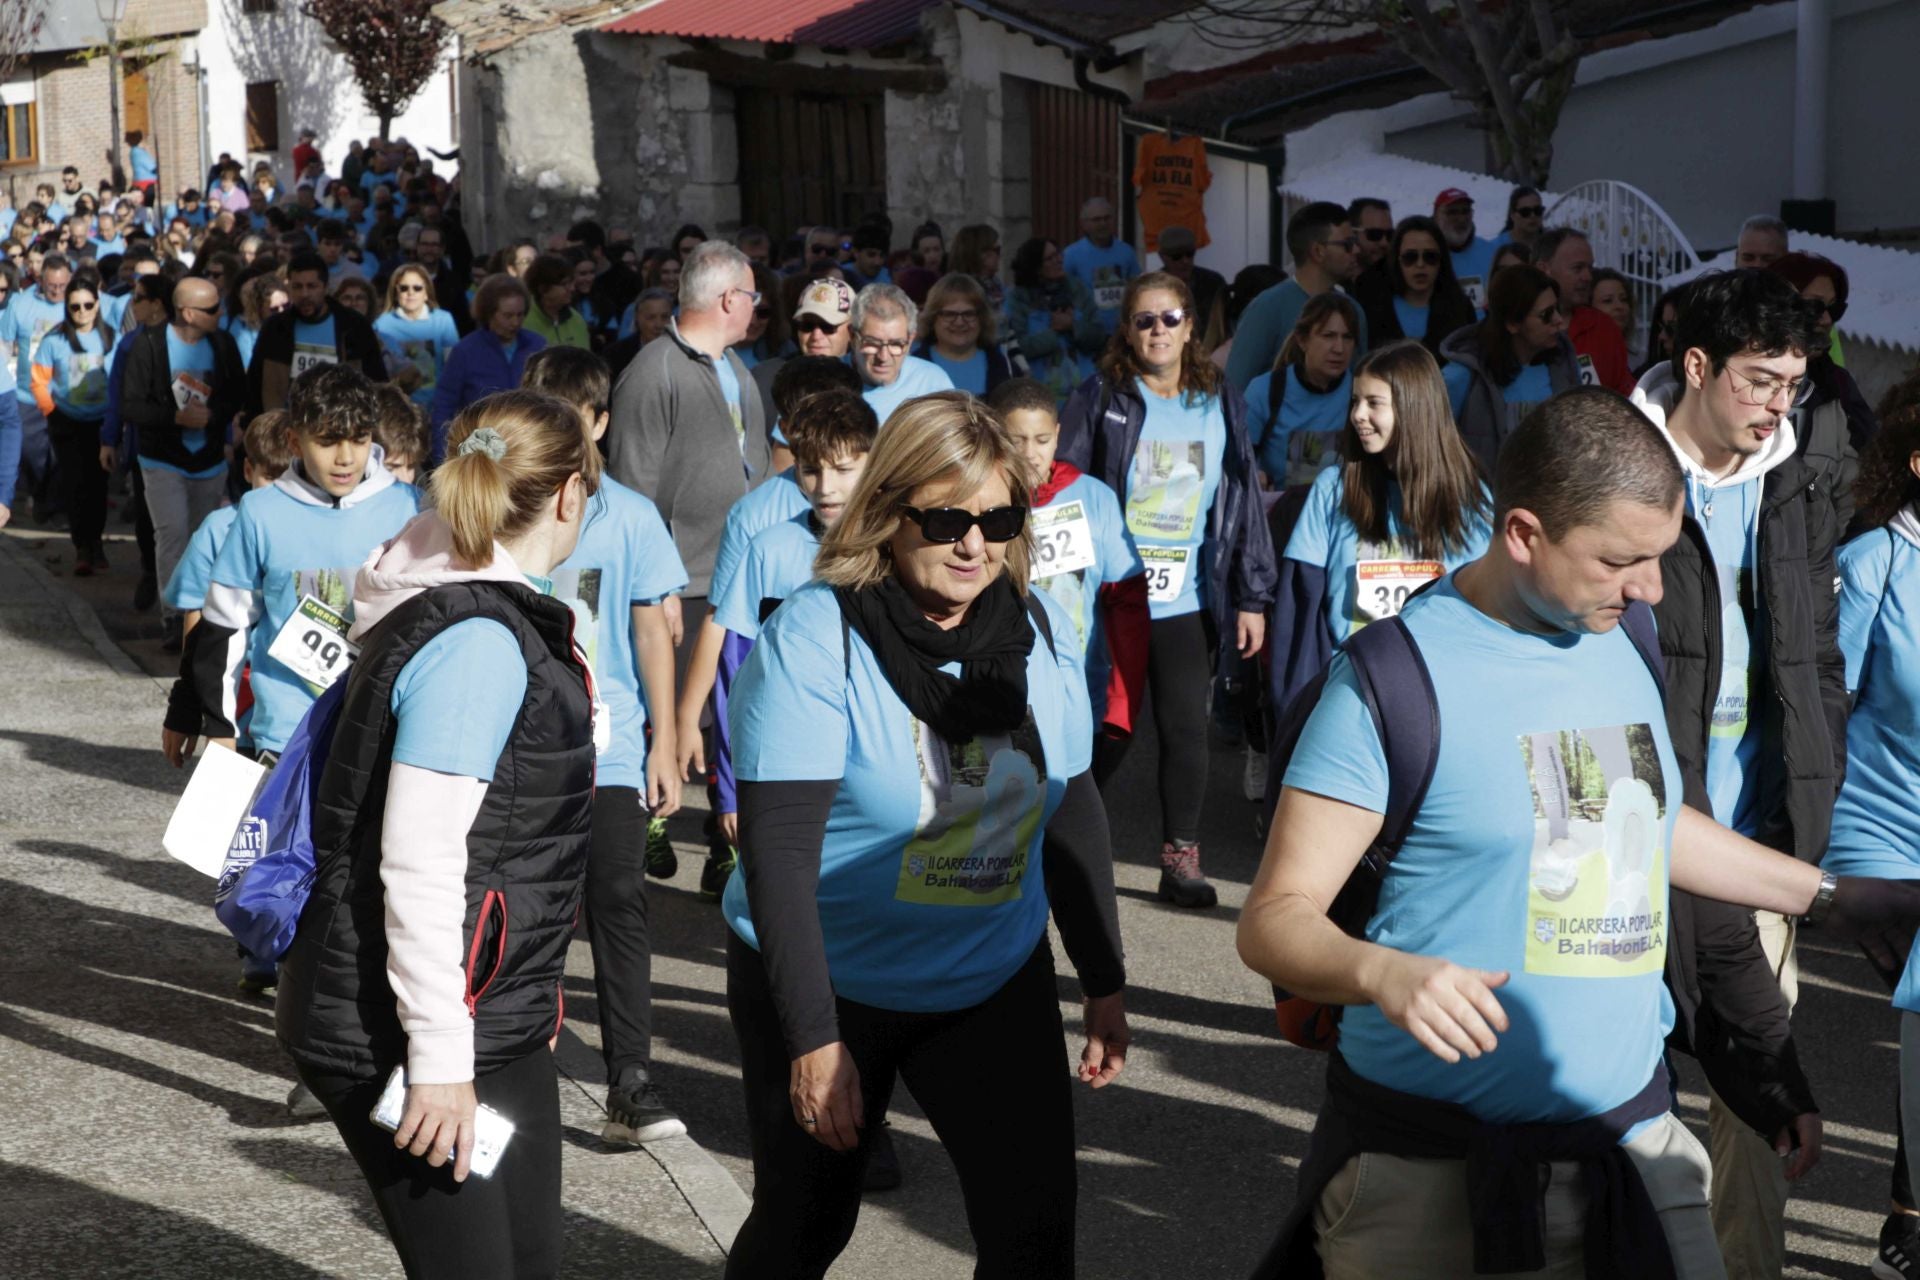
[901,504,1027,544]
[1361,228,1392,242]
[1399,249,1442,267]
[1130,308,1187,331]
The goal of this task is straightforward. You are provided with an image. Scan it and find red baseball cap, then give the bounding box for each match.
[1433,187,1474,210]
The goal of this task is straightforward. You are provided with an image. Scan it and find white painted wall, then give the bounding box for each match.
[1369,0,1918,249]
[197,0,456,188]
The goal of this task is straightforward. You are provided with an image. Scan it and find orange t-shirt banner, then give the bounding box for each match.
[1133,133,1212,254]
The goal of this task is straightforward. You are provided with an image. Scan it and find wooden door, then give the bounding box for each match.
[122,61,151,140]
[1029,83,1121,247]
[735,86,887,237]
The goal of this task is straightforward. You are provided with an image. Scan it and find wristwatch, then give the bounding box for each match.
[1804,871,1838,925]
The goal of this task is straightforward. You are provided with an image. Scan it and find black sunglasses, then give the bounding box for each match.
[797,316,843,334]
[1130,308,1187,332]
[1513,204,1545,217]
[901,504,1027,544]
[1399,249,1442,267]
[1808,297,1848,322]
[1361,228,1392,242]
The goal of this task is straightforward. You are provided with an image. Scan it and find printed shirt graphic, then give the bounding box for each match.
[715,354,746,455]
[1691,480,1766,835]
[8,290,64,402]
[1062,238,1140,330]
[291,315,339,379]
[551,478,688,790]
[166,327,219,456]
[38,331,109,418]
[1031,473,1144,712]
[1284,574,1678,1127]
[1022,302,1093,403]
[1132,133,1212,253]
[1444,359,1554,441]
[1124,380,1225,620]
[1244,366,1352,489]
[373,310,460,406]
[723,582,1093,1013]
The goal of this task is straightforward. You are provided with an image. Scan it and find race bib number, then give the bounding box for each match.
[172,372,211,410]
[1350,556,1443,632]
[1030,502,1098,577]
[1140,545,1193,605]
[291,342,337,379]
[266,594,357,690]
[1459,275,1487,310]
[1576,353,1599,387]
[1094,282,1126,312]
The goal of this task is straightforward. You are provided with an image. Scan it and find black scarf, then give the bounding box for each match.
[835,575,1034,743]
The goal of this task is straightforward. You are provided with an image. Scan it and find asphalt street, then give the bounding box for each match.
[2,515,1909,1278]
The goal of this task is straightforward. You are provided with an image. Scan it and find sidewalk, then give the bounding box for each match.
[0,527,744,1279]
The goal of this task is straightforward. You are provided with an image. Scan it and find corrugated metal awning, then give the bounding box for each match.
[600,0,938,47]
[1665,229,1920,354]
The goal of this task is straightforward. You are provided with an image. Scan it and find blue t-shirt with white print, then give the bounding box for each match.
[1688,476,1767,836]
[208,467,421,752]
[713,511,819,641]
[1283,465,1491,647]
[709,470,810,607]
[715,354,747,458]
[1062,237,1140,332]
[373,309,461,407]
[552,477,688,791]
[1244,365,1351,490]
[1285,575,1679,1129]
[163,505,239,610]
[6,288,64,405]
[863,356,952,429]
[1031,470,1142,675]
[724,581,1092,1012]
[161,326,221,467]
[1122,379,1225,620]
[33,328,110,420]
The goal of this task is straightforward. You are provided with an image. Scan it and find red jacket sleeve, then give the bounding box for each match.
[1574,308,1634,395]
[1097,574,1150,739]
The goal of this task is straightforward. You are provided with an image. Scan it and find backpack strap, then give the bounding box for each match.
[1342,615,1440,874]
[1618,600,1666,700]
[1265,363,1287,444]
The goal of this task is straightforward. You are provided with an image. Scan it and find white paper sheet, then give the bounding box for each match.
[163,744,266,877]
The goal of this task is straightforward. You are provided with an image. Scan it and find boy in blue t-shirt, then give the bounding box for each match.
[167,363,421,771]
[164,410,294,644]
[524,347,692,1145]
[371,382,429,487]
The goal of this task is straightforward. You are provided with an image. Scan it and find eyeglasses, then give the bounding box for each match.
[1361,228,1392,242]
[935,308,979,325]
[901,504,1028,544]
[857,336,909,356]
[798,317,844,334]
[1806,296,1848,322]
[1531,304,1561,325]
[1399,249,1442,267]
[726,287,763,306]
[1513,204,1545,218]
[1723,365,1807,407]
[1130,308,1187,332]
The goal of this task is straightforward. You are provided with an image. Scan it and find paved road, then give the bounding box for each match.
[2,519,1909,1277]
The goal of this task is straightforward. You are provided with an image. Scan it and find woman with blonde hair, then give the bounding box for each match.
[226,273,288,371]
[375,262,462,406]
[723,390,1128,1278]
[277,389,601,1278]
[910,271,1018,397]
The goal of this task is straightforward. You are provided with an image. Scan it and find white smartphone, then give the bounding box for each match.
[369,1065,515,1179]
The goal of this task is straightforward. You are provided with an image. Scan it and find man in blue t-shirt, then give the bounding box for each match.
[1435,187,1500,311]
[1224,202,1368,393]
[1062,197,1140,334]
[849,283,952,428]
[1240,389,1916,1277]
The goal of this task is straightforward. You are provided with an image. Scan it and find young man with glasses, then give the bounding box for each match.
[1347,198,1394,274]
[1225,201,1369,393]
[848,283,952,428]
[1630,268,1841,1280]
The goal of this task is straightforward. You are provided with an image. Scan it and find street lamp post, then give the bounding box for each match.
[95,0,129,189]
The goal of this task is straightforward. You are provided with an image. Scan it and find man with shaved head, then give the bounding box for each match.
[1064,194,1140,333]
[117,271,247,646]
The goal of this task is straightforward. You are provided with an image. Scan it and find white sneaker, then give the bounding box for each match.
[1242,747,1269,803]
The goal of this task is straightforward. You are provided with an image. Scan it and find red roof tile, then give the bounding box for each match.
[601,0,938,47]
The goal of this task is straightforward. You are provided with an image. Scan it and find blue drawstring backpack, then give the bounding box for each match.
[213,677,348,961]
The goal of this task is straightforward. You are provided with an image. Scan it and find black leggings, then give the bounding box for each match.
[128,450,156,576]
[1094,610,1214,845]
[586,784,655,1077]
[724,933,1076,1280]
[296,1049,564,1280]
[49,410,108,551]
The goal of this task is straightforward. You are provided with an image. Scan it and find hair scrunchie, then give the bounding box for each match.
[458,427,507,461]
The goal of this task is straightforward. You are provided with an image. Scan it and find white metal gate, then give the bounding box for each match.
[1546,180,1700,364]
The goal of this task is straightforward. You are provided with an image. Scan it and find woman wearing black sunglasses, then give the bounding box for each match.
[1352,215,1477,362]
[1059,271,1277,908]
[721,391,1128,1279]
[1768,252,1879,534]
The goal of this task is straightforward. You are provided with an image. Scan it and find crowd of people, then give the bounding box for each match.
[16,133,1920,1279]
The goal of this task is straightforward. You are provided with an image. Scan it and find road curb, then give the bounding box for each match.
[0,530,148,679]
[644,1134,752,1255]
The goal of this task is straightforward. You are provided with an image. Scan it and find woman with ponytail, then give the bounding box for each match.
[276,390,600,1279]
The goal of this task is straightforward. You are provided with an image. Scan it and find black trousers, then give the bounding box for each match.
[296,1049,563,1280]
[724,932,1076,1280]
[127,450,156,576]
[48,409,108,551]
[1094,610,1215,845]
[586,784,654,1077]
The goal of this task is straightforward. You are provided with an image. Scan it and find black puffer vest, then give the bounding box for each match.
[276,580,595,1079]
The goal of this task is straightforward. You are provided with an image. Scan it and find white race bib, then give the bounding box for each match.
[266,594,358,689]
[172,372,211,410]
[1140,545,1194,605]
[1459,275,1487,310]
[1094,283,1126,312]
[1576,353,1599,387]
[291,342,337,379]
[1030,501,1098,578]
[1350,555,1443,633]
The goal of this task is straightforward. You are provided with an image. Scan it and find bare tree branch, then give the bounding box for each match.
[0,0,48,85]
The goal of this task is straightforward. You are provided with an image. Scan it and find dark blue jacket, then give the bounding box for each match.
[1057,371,1277,652]
[430,328,547,461]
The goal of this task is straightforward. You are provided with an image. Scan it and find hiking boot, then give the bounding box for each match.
[1157,841,1217,909]
[133,571,158,612]
[1242,746,1268,803]
[603,1068,688,1145]
[1877,1212,1920,1279]
[286,1081,327,1121]
[699,847,737,901]
[644,815,678,880]
[862,1121,903,1192]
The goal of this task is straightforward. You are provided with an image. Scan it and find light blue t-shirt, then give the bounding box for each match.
[391,618,528,779]
[1062,237,1140,332]
[7,288,67,406]
[163,505,239,610]
[1285,576,1679,1127]
[164,327,219,458]
[1392,296,1430,342]
[292,315,339,376]
[1688,477,1767,836]
[1123,380,1225,620]
[714,512,819,640]
[210,472,422,752]
[373,309,461,407]
[33,328,110,420]
[1283,465,1491,645]
[1031,471,1143,668]
[864,356,954,428]
[1824,529,1920,1010]
[1450,236,1501,309]
[1244,365,1352,490]
[928,348,988,396]
[715,355,747,457]
[552,477,688,791]
[709,470,810,607]
[724,582,1092,1012]
[227,318,262,372]
[1445,360,1554,420]
[130,146,159,183]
